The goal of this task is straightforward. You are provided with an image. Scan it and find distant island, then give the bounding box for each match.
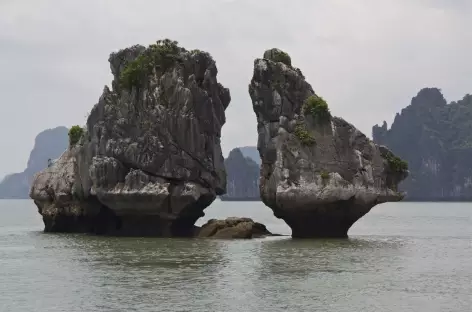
[373,88,472,201]
[220,148,260,201]
[237,146,261,165]
[0,127,68,199]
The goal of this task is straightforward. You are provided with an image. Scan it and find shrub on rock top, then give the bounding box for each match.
[119,39,182,90]
[263,48,292,67]
[68,125,83,146]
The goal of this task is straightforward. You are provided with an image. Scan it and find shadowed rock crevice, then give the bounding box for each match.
[30,40,231,236]
[249,48,408,238]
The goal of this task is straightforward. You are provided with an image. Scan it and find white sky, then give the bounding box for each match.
[0,0,470,178]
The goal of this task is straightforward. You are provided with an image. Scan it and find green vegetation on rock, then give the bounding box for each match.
[321,171,330,180]
[120,39,182,90]
[68,125,84,146]
[294,123,315,146]
[303,95,331,122]
[272,50,292,67]
[385,152,408,173]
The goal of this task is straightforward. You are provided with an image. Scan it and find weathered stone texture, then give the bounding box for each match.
[198,217,272,239]
[30,41,230,236]
[249,48,408,238]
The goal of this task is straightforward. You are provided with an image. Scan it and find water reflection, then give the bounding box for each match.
[245,236,411,311]
[3,200,472,312]
[33,233,230,311]
[256,236,406,276]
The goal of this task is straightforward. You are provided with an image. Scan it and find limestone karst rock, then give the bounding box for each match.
[373,89,472,200]
[198,217,272,239]
[249,48,408,238]
[30,39,230,236]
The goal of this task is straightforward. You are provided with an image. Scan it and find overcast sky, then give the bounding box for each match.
[0,0,470,178]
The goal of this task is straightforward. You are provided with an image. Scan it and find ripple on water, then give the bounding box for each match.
[1,200,471,312]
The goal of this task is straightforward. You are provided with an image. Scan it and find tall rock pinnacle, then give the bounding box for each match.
[249,48,408,238]
[30,39,231,236]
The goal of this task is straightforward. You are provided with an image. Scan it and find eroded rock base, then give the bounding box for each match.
[36,201,203,237]
[275,202,373,238]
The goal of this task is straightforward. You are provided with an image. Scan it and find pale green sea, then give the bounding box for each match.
[0,200,471,312]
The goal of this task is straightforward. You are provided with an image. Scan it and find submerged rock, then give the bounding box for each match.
[30,40,230,236]
[198,217,272,238]
[248,48,408,238]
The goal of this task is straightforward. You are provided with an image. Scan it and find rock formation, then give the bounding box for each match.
[0,127,68,199]
[249,48,408,238]
[30,39,231,236]
[198,217,272,238]
[221,148,260,200]
[373,88,472,200]
[238,146,261,165]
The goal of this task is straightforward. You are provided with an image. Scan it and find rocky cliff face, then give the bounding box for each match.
[373,88,472,200]
[249,48,408,238]
[0,127,68,199]
[30,40,230,236]
[221,148,259,200]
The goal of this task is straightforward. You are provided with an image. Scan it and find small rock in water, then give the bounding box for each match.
[198,217,273,239]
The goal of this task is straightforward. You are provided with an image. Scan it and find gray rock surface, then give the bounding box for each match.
[197,217,272,238]
[0,127,68,199]
[249,48,408,238]
[30,40,231,236]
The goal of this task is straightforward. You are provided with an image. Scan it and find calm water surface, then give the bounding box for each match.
[0,200,471,312]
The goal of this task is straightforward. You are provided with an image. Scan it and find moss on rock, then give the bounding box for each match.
[385,153,408,173]
[303,95,331,123]
[321,171,330,180]
[119,39,182,90]
[68,126,84,146]
[264,48,292,67]
[294,123,315,146]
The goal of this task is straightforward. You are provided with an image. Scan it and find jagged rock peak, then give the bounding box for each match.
[30,39,231,237]
[411,87,447,108]
[249,48,408,238]
[372,121,388,143]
